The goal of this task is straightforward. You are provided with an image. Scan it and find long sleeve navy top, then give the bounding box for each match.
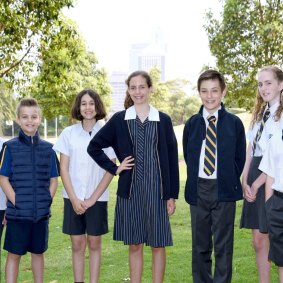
[87,110,179,200]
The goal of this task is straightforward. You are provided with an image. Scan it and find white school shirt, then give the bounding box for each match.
[247,102,283,157]
[53,121,116,201]
[259,130,283,193]
[124,105,160,121]
[198,107,220,179]
[0,138,7,210]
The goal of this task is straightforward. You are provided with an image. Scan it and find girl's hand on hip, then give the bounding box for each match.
[116,156,135,175]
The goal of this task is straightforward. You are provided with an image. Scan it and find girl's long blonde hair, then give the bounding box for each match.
[251,65,283,127]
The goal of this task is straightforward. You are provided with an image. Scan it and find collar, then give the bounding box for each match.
[267,101,280,115]
[203,107,221,120]
[19,129,40,145]
[199,103,224,119]
[124,105,160,121]
[79,121,101,135]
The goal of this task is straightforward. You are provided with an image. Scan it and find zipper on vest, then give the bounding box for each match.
[31,136,37,222]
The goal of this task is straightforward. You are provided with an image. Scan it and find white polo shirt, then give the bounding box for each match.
[248,102,283,157]
[53,121,116,201]
[0,138,7,210]
[259,130,283,193]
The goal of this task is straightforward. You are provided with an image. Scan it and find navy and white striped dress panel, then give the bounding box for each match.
[113,117,173,247]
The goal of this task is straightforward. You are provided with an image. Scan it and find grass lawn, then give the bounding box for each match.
[0,111,279,282]
[0,165,279,282]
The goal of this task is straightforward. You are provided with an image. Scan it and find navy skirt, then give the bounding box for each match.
[240,156,268,233]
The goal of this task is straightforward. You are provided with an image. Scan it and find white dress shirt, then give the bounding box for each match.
[53,121,116,201]
[248,102,283,157]
[259,127,283,193]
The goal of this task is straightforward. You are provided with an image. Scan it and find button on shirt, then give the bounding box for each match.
[248,102,283,157]
[259,130,283,193]
[53,122,116,201]
[198,107,220,179]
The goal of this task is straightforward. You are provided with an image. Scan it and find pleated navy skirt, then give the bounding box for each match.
[240,156,268,233]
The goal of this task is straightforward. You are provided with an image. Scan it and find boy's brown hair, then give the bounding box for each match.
[16,98,41,118]
[197,69,226,92]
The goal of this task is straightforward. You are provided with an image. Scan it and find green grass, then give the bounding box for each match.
[0,113,279,282]
[0,166,279,282]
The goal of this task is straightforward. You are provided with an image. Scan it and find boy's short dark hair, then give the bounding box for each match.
[16,98,41,118]
[71,89,106,121]
[197,70,226,92]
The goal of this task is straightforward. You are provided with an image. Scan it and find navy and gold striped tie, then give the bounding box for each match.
[204,115,217,176]
[252,108,270,155]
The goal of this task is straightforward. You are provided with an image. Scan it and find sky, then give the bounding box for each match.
[64,0,222,85]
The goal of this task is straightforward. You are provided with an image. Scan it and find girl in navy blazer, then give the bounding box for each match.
[88,70,179,283]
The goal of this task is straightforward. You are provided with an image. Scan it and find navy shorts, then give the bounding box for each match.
[4,219,49,255]
[63,198,108,236]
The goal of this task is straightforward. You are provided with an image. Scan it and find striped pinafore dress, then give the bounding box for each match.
[113,117,173,247]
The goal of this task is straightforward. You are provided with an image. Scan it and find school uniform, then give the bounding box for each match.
[183,104,246,283]
[87,105,179,247]
[0,130,59,255]
[240,102,283,232]
[259,130,283,267]
[53,121,116,236]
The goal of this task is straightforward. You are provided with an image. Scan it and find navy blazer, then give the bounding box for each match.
[183,105,246,205]
[87,110,179,200]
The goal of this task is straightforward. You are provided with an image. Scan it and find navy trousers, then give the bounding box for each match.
[190,178,236,283]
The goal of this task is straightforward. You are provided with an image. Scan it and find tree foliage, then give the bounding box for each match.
[28,18,111,120]
[169,94,201,126]
[0,79,17,135]
[0,80,16,121]
[205,0,283,110]
[0,0,73,85]
[0,1,111,121]
[149,68,170,114]
[148,67,200,125]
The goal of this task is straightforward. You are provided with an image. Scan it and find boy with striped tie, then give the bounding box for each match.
[182,70,246,283]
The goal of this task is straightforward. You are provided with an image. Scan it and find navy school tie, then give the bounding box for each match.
[252,108,270,155]
[204,115,217,176]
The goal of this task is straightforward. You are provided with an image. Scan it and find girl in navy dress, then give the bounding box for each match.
[87,70,179,283]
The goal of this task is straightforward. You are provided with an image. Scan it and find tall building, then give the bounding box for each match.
[129,43,149,73]
[129,28,167,80]
[109,71,128,114]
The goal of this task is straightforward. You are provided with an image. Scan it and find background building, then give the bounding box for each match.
[129,28,167,80]
[109,28,167,114]
[109,71,128,114]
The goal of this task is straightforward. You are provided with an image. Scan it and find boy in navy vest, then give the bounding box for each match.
[183,70,246,282]
[0,98,59,283]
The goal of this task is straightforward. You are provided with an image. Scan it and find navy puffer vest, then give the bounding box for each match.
[5,130,53,222]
